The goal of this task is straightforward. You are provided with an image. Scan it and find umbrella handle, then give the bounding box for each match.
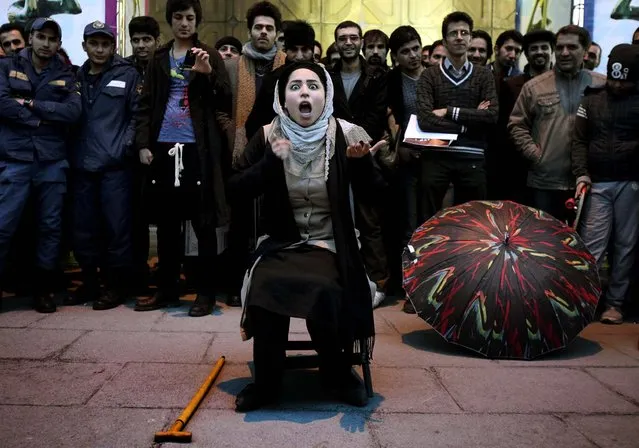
[565,186,587,210]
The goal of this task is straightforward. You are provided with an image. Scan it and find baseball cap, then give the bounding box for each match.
[31,17,62,39]
[607,43,639,83]
[83,21,115,39]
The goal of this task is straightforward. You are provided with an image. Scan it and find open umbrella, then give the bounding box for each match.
[402,200,601,360]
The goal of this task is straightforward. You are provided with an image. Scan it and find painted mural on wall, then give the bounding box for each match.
[594,0,639,73]
[0,0,105,66]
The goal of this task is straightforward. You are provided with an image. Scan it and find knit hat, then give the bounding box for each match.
[215,36,242,53]
[607,43,639,82]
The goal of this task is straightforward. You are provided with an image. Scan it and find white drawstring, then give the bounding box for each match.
[168,143,184,187]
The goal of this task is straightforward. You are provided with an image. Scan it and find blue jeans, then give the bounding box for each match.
[579,181,639,308]
[0,159,67,275]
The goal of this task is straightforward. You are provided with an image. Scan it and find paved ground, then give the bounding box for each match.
[0,293,638,448]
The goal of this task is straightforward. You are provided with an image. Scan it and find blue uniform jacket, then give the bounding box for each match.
[74,55,141,171]
[0,48,81,162]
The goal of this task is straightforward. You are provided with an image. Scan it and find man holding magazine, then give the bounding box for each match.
[415,11,497,219]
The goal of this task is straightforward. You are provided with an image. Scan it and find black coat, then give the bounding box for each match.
[135,36,232,228]
[228,121,386,345]
[328,56,388,141]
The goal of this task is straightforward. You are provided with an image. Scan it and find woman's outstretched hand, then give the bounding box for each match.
[347,140,387,158]
[271,138,292,161]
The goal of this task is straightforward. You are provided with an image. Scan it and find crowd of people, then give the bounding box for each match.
[1,0,638,409]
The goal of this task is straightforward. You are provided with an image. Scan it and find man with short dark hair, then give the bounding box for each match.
[468,29,492,66]
[421,44,431,67]
[584,41,602,70]
[490,29,524,90]
[362,29,389,71]
[134,0,232,316]
[313,40,322,63]
[428,39,447,66]
[330,20,389,307]
[0,18,81,312]
[416,11,498,218]
[215,36,242,60]
[489,29,556,203]
[509,25,606,221]
[224,1,286,307]
[68,21,141,310]
[0,22,26,56]
[127,16,160,76]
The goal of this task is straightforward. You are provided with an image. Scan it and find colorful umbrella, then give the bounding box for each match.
[402,201,601,360]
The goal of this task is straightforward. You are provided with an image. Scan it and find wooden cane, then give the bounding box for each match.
[154,356,226,443]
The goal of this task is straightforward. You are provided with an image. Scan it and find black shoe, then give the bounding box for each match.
[93,289,124,310]
[402,299,416,314]
[33,293,57,313]
[64,283,100,306]
[335,371,368,407]
[188,294,215,317]
[134,289,180,311]
[235,383,277,412]
[226,294,242,307]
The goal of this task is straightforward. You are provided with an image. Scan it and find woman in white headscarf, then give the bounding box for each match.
[229,62,386,412]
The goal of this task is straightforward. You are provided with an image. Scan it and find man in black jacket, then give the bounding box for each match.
[571,44,639,325]
[126,16,160,77]
[329,20,389,307]
[134,0,232,316]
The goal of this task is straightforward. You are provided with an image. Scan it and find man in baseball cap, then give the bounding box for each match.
[83,20,115,40]
[572,43,639,325]
[30,17,62,39]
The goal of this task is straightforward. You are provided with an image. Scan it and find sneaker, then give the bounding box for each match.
[600,306,623,325]
[372,290,385,309]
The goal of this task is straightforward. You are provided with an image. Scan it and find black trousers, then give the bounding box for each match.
[155,193,218,295]
[354,200,389,287]
[529,188,574,224]
[421,152,487,219]
[250,305,351,391]
[131,164,150,285]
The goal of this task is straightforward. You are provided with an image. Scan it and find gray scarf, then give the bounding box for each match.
[242,41,278,61]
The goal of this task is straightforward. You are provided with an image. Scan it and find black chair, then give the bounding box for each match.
[283,338,374,398]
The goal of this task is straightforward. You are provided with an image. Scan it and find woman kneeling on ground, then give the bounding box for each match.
[229,61,386,412]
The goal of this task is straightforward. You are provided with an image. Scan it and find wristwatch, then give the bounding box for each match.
[24,99,33,107]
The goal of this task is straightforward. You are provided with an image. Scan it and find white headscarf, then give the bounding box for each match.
[271,65,335,179]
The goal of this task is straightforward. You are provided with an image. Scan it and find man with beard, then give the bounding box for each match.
[127,16,160,77]
[490,29,523,92]
[416,11,497,217]
[0,23,26,56]
[0,18,81,312]
[329,20,389,307]
[245,21,334,141]
[215,36,242,60]
[421,45,431,67]
[509,26,605,222]
[572,44,639,324]
[468,29,492,67]
[584,42,602,71]
[225,1,286,307]
[488,29,555,203]
[67,22,141,310]
[362,29,389,71]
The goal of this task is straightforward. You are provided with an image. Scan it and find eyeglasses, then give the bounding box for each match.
[446,29,470,39]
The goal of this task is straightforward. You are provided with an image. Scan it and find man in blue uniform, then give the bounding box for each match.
[67,21,141,310]
[0,17,81,312]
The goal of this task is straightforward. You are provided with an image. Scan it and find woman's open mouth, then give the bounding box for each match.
[299,101,312,117]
